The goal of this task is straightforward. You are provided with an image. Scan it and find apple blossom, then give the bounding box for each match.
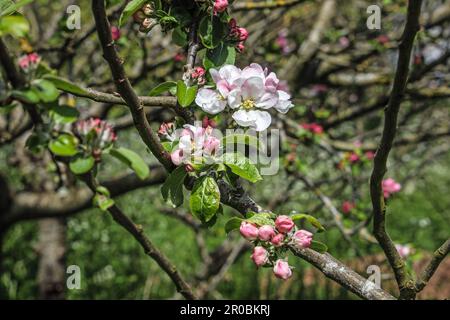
[395,244,411,258]
[273,259,292,280]
[240,221,259,240]
[196,64,294,131]
[258,225,276,241]
[251,246,269,267]
[301,123,324,135]
[111,26,121,41]
[213,0,228,13]
[18,53,40,71]
[342,201,355,214]
[75,118,117,149]
[293,229,313,249]
[382,178,401,198]
[365,151,375,160]
[270,233,285,247]
[275,215,294,234]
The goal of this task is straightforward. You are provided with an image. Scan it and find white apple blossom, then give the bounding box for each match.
[195,63,294,131]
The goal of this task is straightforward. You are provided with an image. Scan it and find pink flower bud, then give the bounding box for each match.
[349,152,360,163]
[365,151,375,160]
[270,233,285,247]
[275,215,294,234]
[228,18,237,29]
[237,27,249,41]
[184,163,195,172]
[258,225,276,241]
[111,26,121,41]
[239,221,259,240]
[203,136,220,156]
[395,244,411,258]
[236,42,245,53]
[293,229,313,249]
[273,259,292,280]
[341,201,355,214]
[171,149,184,166]
[251,246,269,267]
[382,178,401,198]
[214,0,228,13]
[202,116,216,129]
[174,52,185,62]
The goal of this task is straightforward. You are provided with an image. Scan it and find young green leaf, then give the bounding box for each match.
[49,104,79,124]
[148,81,177,96]
[161,166,187,207]
[203,42,236,70]
[119,0,148,27]
[0,14,29,37]
[110,147,150,180]
[42,75,89,96]
[11,89,40,104]
[0,0,33,18]
[246,212,274,227]
[93,193,115,211]
[225,217,243,233]
[48,134,78,157]
[190,176,220,223]
[69,155,95,175]
[198,15,225,49]
[291,213,325,232]
[223,152,262,183]
[31,79,59,103]
[310,240,328,253]
[176,80,197,107]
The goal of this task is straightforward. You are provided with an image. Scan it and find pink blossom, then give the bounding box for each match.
[75,118,117,149]
[203,136,220,156]
[365,151,375,160]
[240,221,259,240]
[111,26,121,41]
[174,53,185,62]
[18,53,40,71]
[236,27,249,41]
[251,246,269,267]
[349,152,360,163]
[339,36,350,48]
[171,149,184,166]
[275,215,294,234]
[158,122,175,141]
[342,201,355,214]
[271,233,285,247]
[214,0,228,13]
[382,178,401,198]
[395,244,411,258]
[202,116,216,128]
[236,42,245,53]
[301,123,324,135]
[293,229,313,249]
[258,225,276,241]
[273,259,292,280]
[228,18,237,29]
[191,66,206,85]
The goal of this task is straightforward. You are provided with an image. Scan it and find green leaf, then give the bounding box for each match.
[161,166,187,207]
[176,80,197,107]
[225,217,243,233]
[31,79,59,103]
[223,152,262,183]
[69,155,95,175]
[42,75,89,96]
[198,15,225,49]
[246,212,274,227]
[203,42,236,70]
[93,193,115,211]
[310,240,328,253]
[291,213,326,232]
[0,0,33,18]
[148,81,177,96]
[189,176,220,222]
[221,133,264,152]
[48,133,78,157]
[119,0,148,27]
[49,104,79,124]
[11,89,40,103]
[110,147,150,180]
[172,27,187,46]
[0,14,29,37]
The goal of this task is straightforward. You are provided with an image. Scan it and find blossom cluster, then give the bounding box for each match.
[158,121,221,170]
[75,118,117,159]
[196,63,294,131]
[240,215,313,280]
[382,178,401,198]
[228,19,249,52]
[18,52,40,71]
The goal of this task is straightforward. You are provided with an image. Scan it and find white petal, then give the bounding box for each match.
[241,63,265,81]
[256,92,278,109]
[241,77,265,100]
[227,89,242,109]
[219,65,241,83]
[248,110,272,131]
[273,90,294,114]
[232,109,256,128]
[195,88,226,114]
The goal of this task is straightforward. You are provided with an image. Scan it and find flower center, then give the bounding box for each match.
[242,99,255,110]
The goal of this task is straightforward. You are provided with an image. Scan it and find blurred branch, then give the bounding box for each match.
[415,239,450,292]
[369,0,422,300]
[232,0,305,11]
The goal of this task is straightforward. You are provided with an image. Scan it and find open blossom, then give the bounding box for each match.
[273,260,292,280]
[275,215,294,234]
[382,178,401,198]
[258,225,276,241]
[170,125,220,166]
[214,0,228,13]
[293,230,313,249]
[195,63,294,131]
[251,246,269,267]
[239,221,259,240]
[18,53,40,71]
[342,201,355,214]
[395,244,411,258]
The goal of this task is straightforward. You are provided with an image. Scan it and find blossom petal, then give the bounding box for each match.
[195,88,226,114]
[232,109,271,131]
[241,77,265,100]
[273,90,294,114]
